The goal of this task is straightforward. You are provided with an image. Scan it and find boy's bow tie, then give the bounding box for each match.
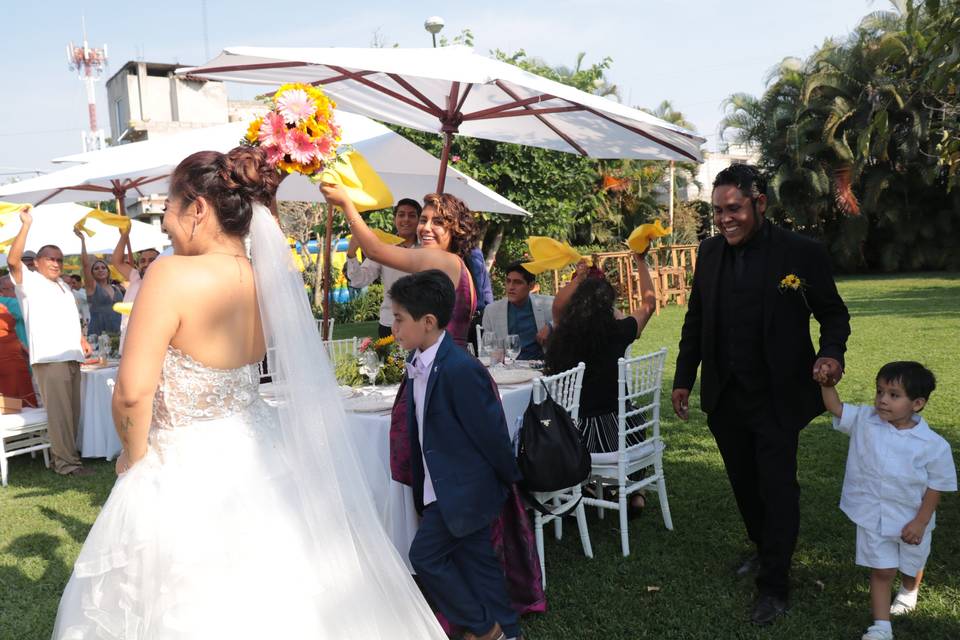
[405,358,430,380]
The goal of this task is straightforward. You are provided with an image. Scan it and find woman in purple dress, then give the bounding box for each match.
[320,185,476,346]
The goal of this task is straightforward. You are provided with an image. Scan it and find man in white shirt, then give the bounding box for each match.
[8,207,93,477]
[481,263,553,360]
[344,198,420,338]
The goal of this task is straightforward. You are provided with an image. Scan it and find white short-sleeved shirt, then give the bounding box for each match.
[344,256,408,327]
[15,268,84,365]
[834,403,957,536]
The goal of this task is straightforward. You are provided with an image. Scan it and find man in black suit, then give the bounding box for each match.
[672,165,850,625]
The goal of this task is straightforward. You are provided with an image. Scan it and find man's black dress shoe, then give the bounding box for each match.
[750,594,788,625]
[734,552,760,577]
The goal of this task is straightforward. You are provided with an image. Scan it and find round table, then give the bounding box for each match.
[78,364,121,460]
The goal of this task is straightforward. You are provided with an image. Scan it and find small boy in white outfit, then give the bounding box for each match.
[819,361,957,640]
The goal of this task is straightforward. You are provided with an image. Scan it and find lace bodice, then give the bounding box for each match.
[152,346,260,430]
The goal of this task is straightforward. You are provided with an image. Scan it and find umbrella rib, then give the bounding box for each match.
[386,74,443,115]
[314,69,376,85]
[453,83,474,114]
[494,81,588,156]
[325,65,442,117]
[580,106,699,162]
[184,60,310,77]
[469,105,586,121]
[461,93,560,120]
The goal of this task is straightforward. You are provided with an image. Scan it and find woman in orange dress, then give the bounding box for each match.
[0,302,37,407]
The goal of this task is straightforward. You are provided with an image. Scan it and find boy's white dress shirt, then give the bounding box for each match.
[411,331,445,507]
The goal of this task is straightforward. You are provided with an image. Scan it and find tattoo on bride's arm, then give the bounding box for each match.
[119,416,133,445]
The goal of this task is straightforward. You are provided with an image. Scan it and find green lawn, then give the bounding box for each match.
[2,274,959,639]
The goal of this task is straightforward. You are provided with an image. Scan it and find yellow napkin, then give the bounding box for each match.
[113,302,133,315]
[0,202,31,221]
[627,219,671,254]
[368,229,406,246]
[74,209,133,237]
[317,151,393,213]
[521,237,585,275]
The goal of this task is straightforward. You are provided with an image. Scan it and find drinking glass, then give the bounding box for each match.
[481,332,503,367]
[505,334,521,367]
[359,351,382,388]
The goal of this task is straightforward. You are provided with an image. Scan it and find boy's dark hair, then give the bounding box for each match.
[504,262,535,285]
[388,269,455,328]
[712,164,767,201]
[394,198,423,216]
[877,361,937,401]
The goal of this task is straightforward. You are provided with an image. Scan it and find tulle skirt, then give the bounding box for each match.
[53,401,359,639]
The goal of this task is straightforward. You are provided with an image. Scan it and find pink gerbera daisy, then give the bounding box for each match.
[284,129,319,165]
[258,112,288,149]
[276,88,317,124]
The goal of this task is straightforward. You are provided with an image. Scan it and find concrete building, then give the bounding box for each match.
[684,145,760,202]
[104,62,265,221]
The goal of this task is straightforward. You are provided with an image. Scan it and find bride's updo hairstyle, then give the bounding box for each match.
[169,146,281,237]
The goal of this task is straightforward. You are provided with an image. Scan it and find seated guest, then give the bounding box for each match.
[482,263,553,360]
[110,226,160,353]
[545,254,656,509]
[344,198,420,338]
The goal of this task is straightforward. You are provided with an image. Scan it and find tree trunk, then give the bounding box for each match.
[482,224,504,270]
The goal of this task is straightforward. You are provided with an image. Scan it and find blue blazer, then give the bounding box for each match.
[407,332,520,537]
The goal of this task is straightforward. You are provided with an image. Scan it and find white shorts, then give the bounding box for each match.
[856,525,931,576]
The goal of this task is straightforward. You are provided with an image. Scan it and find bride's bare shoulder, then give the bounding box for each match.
[140,255,220,287]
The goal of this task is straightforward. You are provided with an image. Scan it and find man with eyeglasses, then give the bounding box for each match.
[8,206,93,477]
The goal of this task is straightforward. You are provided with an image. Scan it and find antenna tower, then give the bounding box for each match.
[67,17,108,152]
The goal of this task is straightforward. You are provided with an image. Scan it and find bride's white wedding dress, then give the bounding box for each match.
[52,205,447,639]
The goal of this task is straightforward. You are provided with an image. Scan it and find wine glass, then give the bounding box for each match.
[481,332,501,367]
[359,351,382,388]
[505,334,521,368]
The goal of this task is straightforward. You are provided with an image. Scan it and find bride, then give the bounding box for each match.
[53,147,448,639]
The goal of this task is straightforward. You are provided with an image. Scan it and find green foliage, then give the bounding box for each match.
[331,283,384,324]
[720,1,960,272]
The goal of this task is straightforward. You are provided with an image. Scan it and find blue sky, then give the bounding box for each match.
[1,0,878,180]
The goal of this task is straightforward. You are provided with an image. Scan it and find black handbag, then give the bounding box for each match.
[516,382,591,515]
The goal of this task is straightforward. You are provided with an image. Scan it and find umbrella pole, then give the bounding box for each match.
[321,204,334,341]
[436,130,454,193]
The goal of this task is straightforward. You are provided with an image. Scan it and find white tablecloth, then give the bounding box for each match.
[78,365,121,460]
[342,381,533,569]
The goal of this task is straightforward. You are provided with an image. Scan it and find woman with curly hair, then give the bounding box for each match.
[321,185,478,348]
[545,253,657,510]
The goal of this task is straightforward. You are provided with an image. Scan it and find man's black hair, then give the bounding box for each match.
[877,361,937,402]
[394,198,423,216]
[504,262,535,285]
[388,269,455,328]
[712,164,767,201]
[36,244,63,258]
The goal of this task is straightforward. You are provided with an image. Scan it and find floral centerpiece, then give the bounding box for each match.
[243,83,342,177]
[334,336,407,387]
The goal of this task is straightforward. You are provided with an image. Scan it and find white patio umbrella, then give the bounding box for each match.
[0,202,170,267]
[0,112,529,337]
[179,45,706,190]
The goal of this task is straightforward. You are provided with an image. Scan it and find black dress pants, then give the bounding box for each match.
[707,381,800,599]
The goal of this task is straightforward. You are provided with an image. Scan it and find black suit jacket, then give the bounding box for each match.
[674,225,851,431]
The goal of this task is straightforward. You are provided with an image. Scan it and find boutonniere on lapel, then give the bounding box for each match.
[778,273,811,310]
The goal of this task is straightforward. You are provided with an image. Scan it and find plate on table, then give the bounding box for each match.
[338,385,358,399]
[489,367,542,386]
[343,392,395,413]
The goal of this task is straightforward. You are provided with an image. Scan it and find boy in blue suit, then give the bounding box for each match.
[389,270,521,640]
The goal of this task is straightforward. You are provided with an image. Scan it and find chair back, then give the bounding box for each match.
[259,346,277,384]
[532,362,586,422]
[315,317,336,335]
[323,337,359,363]
[617,348,668,454]
[475,323,484,356]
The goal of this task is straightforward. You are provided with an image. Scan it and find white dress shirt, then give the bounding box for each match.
[15,269,84,365]
[411,332,444,507]
[834,403,957,536]
[344,247,415,327]
[119,270,141,354]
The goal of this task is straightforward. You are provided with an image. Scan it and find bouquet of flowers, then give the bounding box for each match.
[243,83,342,176]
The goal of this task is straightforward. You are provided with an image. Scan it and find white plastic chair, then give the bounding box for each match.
[529,362,593,588]
[475,323,484,355]
[583,348,673,556]
[1,408,51,487]
[259,347,278,385]
[315,317,336,337]
[323,337,360,363]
